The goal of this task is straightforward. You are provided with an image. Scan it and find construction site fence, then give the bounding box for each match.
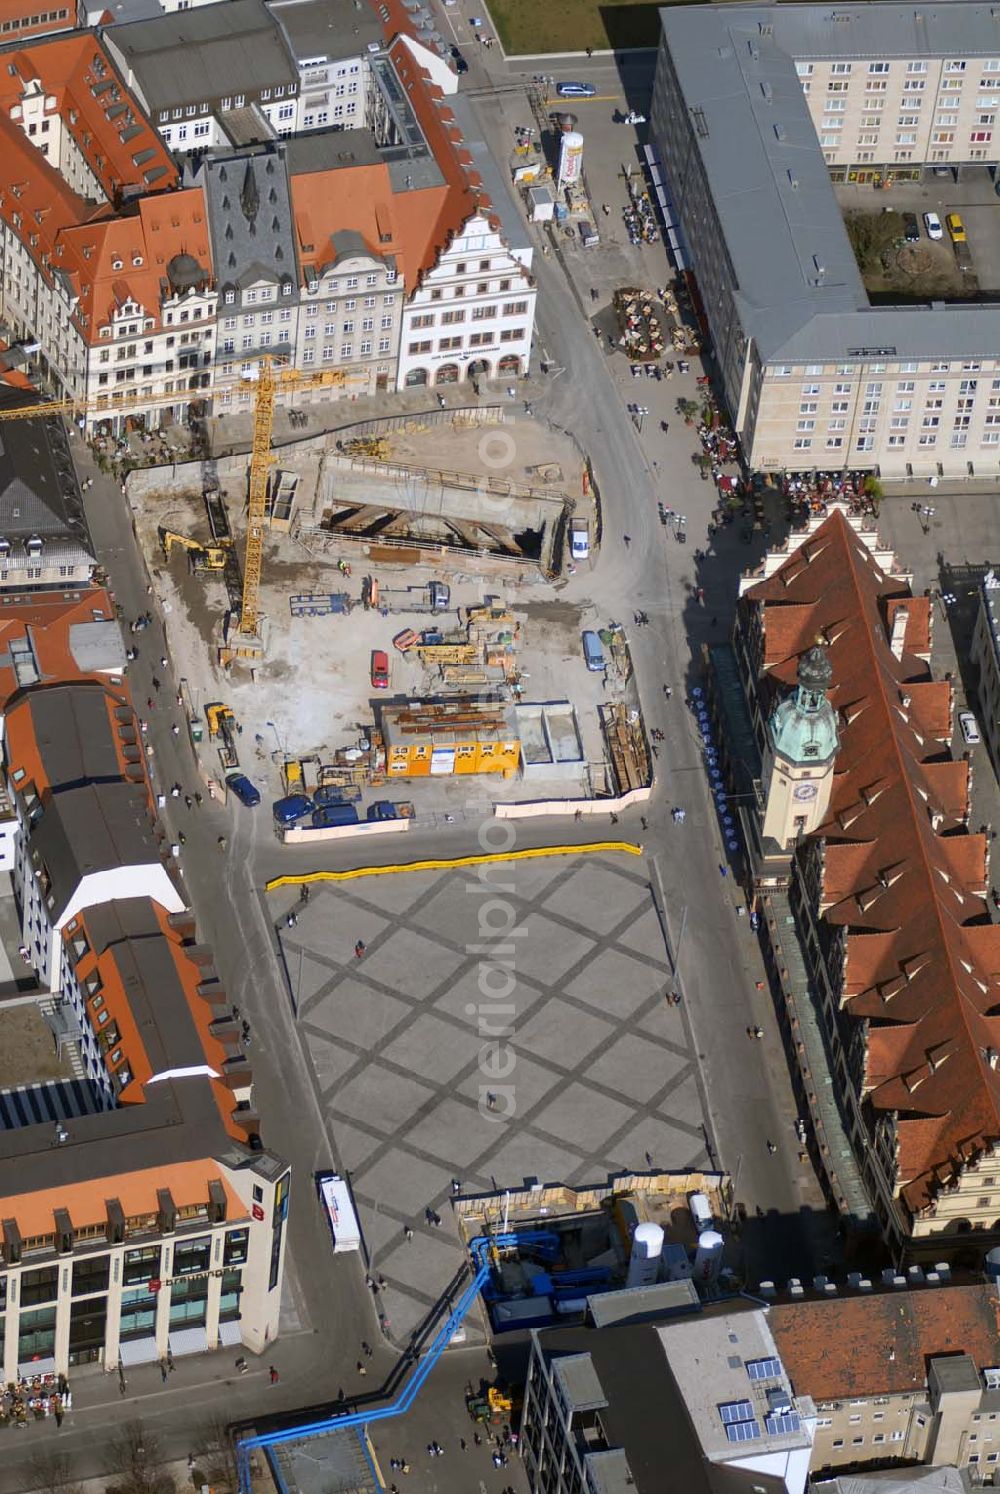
[453,1169,728,1231]
[494,786,651,819]
[280,816,409,845]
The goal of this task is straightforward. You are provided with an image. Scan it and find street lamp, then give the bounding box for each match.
[265,719,283,756]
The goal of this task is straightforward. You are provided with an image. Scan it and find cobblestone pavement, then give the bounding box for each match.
[276,851,709,1344]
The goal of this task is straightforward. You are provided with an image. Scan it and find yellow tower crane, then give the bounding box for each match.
[0,358,360,663]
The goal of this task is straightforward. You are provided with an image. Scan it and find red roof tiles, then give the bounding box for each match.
[746,508,1000,1218]
[770,1283,1000,1399]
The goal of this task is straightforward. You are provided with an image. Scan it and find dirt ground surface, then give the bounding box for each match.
[0,1005,73,1088]
[129,413,619,808]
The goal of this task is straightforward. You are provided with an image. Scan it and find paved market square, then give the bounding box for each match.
[277,852,710,1341]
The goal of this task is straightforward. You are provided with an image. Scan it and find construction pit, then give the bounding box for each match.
[127,411,650,817]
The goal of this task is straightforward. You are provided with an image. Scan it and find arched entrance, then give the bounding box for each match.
[498,354,521,376]
[405,367,428,387]
[467,358,491,381]
[436,363,460,385]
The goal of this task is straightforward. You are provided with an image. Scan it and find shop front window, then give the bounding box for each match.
[68,1298,106,1364]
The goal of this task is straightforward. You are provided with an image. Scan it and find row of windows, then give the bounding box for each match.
[0,8,69,32]
[407,327,526,356]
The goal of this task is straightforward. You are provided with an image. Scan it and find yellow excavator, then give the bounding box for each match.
[159,528,230,571]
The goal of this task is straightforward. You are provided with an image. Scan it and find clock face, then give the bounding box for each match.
[793,783,818,802]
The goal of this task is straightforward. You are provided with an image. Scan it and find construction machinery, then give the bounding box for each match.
[340,435,390,460]
[159,528,229,571]
[0,358,362,667]
[206,701,240,771]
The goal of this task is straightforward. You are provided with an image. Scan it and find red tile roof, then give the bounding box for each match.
[0,34,179,346]
[746,508,1000,1218]
[770,1283,1000,1399]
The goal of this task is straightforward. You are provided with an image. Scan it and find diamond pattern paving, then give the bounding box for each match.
[273,853,709,1344]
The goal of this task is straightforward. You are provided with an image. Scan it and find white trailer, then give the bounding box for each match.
[317,1173,362,1253]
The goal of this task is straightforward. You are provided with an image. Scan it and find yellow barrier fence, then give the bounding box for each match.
[264,840,642,891]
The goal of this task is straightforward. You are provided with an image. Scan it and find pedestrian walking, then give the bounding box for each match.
[160,1360,168,1383]
[486,1091,497,1110]
[151,676,160,691]
[356,1360,367,1376]
[160,656,168,669]
[404,1225,414,1241]
[354,939,366,958]
[269,1365,280,1384]
[623,533,631,547]
[171,723,180,737]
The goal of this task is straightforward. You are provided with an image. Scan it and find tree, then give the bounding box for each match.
[189,1414,239,1492]
[26,1449,84,1494]
[106,1420,176,1494]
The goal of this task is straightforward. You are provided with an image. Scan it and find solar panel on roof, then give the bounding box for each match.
[725,1419,762,1443]
[765,1412,801,1437]
[746,1357,782,1381]
[719,1401,755,1424]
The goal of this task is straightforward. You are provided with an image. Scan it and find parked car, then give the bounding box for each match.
[946,212,967,243]
[570,519,590,560]
[959,709,982,746]
[451,45,468,72]
[556,81,596,98]
[367,801,399,821]
[582,630,605,672]
[227,773,260,807]
[902,212,920,243]
[924,211,944,241]
[311,803,360,829]
[273,794,314,825]
[371,649,390,689]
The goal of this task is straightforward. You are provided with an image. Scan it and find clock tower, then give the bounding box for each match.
[760,644,839,854]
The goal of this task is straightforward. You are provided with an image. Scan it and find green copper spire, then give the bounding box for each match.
[770,645,839,765]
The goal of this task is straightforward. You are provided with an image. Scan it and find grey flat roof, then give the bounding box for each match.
[656,1309,810,1461]
[28,685,123,788]
[68,620,127,675]
[269,0,382,63]
[657,3,1000,363]
[105,0,297,111]
[285,126,383,174]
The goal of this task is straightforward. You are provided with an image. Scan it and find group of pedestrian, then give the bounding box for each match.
[632,610,650,626]
[671,806,686,823]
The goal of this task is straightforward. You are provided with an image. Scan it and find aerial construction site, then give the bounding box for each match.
[123,394,651,829]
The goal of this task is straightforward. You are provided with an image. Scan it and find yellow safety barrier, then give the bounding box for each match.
[264,841,642,891]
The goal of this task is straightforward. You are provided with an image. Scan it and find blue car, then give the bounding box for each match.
[227,773,261,807]
[273,794,314,825]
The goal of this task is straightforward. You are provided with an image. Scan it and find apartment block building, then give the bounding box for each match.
[651,3,1000,479]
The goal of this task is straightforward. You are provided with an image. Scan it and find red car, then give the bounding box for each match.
[371,649,389,689]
